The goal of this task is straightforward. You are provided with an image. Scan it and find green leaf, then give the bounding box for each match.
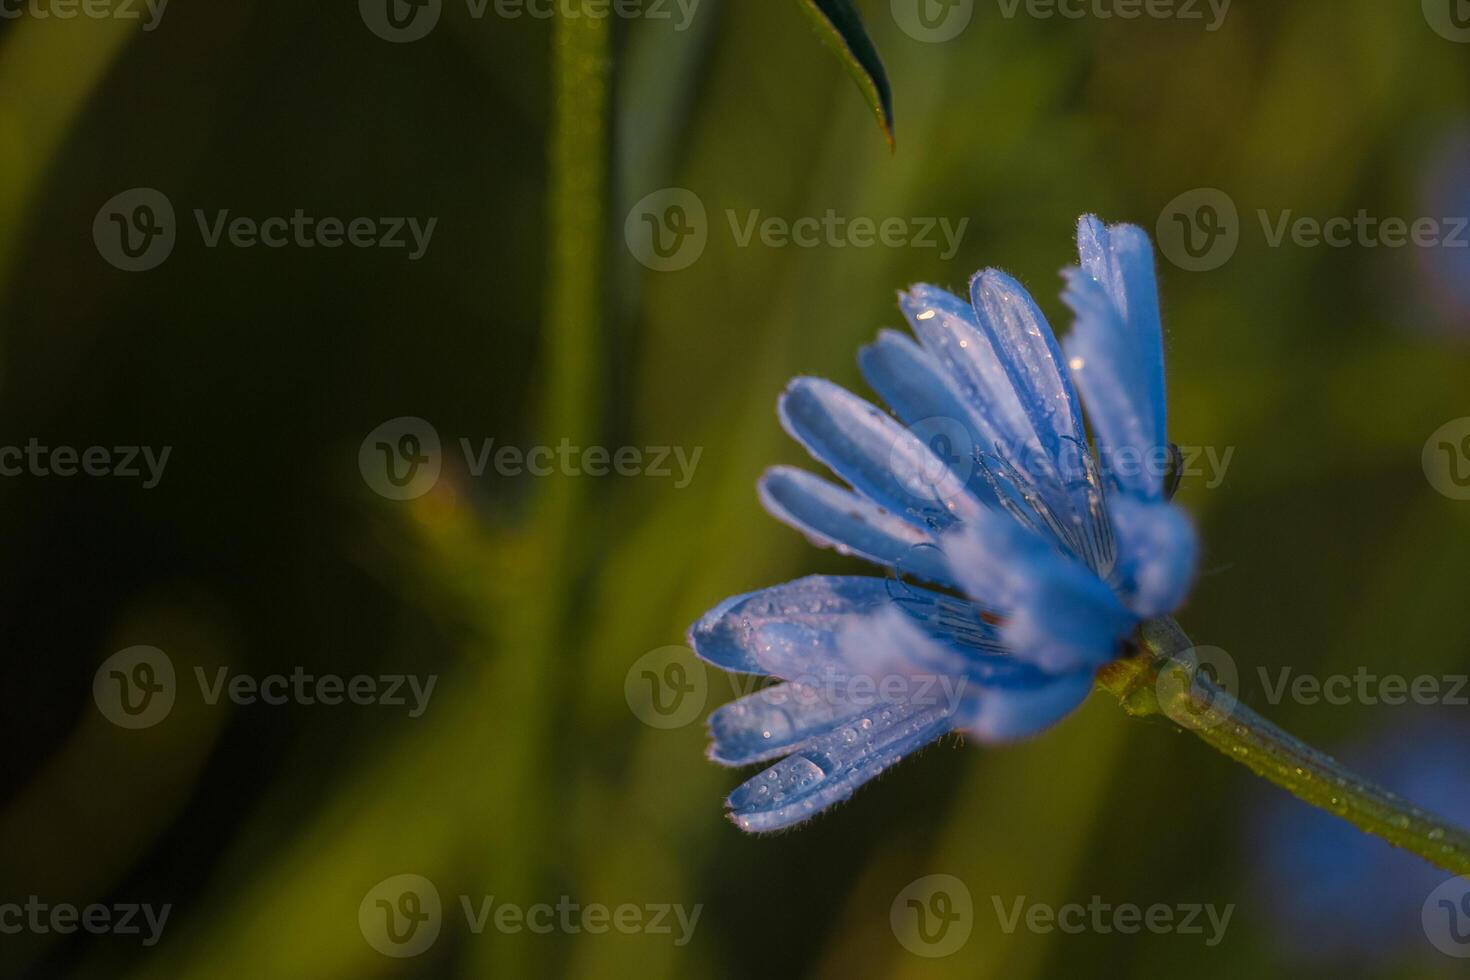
[795,0,895,148]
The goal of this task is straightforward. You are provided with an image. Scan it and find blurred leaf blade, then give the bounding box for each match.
[795,0,895,147]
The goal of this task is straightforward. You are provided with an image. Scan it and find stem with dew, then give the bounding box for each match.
[1096,616,1470,876]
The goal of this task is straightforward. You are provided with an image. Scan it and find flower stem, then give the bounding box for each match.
[1096,616,1470,876]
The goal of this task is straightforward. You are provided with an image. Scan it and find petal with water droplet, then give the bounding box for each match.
[758,466,956,589]
[687,576,1008,680]
[707,681,881,767]
[779,377,983,529]
[726,700,955,832]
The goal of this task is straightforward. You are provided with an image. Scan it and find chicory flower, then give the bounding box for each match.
[689,216,1199,832]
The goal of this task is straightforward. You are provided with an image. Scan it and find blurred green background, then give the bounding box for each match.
[3,1,1470,977]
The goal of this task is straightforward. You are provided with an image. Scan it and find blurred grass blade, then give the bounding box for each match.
[795,0,895,147]
[0,16,136,300]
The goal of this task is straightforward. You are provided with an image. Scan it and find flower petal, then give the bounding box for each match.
[1075,216,1166,448]
[888,295,1067,551]
[707,681,882,767]
[1006,558,1136,673]
[1109,496,1198,617]
[1064,217,1171,501]
[967,269,1088,472]
[1061,269,1156,498]
[941,515,1134,673]
[838,604,1034,692]
[961,271,1110,568]
[757,466,957,588]
[857,329,1000,508]
[898,285,1039,472]
[778,377,982,529]
[725,700,956,832]
[938,507,1054,613]
[687,590,768,673]
[964,669,1095,742]
[687,575,1007,680]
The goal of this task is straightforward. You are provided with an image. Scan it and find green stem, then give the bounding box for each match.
[543,11,608,453]
[1097,616,1470,876]
[473,13,609,978]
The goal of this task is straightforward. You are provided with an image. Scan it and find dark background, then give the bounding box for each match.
[2,1,1469,977]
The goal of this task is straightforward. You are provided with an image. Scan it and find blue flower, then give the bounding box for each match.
[688,216,1199,832]
[1417,126,1470,333]
[1248,714,1470,966]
